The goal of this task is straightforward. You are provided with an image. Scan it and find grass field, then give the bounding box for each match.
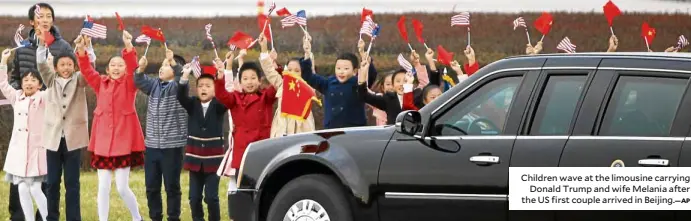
[0,170,231,221]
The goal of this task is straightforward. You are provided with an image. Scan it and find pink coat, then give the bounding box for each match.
[0,65,47,177]
[78,48,145,157]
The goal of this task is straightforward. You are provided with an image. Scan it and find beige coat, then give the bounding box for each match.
[0,65,47,177]
[37,45,89,151]
[259,54,316,138]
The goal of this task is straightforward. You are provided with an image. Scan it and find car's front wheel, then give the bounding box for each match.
[266,174,353,221]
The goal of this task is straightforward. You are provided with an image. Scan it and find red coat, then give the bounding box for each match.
[78,48,145,157]
[214,79,277,168]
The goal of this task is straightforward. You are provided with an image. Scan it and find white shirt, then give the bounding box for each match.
[201,101,210,117]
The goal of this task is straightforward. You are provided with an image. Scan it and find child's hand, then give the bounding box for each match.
[181,63,191,81]
[165,49,176,66]
[464,46,476,65]
[258,35,268,53]
[214,58,224,76]
[607,35,618,52]
[46,53,54,67]
[425,47,435,62]
[357,56,371,84]
[1,49,11,65]
[405,73,415,85]
[410,50,420,66]
[122,30,134,49]
[665,46,679,53]
[225,50,234,70]
[303,36,312,54]
[534,41,543,54]
[526,43,535,55]
[138,56,148,72]
[358,39,366,57]
[35,29,45,46]
[270,48,278,61]
[450,60,463,74]
[74,35,86,55]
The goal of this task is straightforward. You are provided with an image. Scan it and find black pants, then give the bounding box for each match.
[189,171,220,221]
[9,183,46,221]
[46,138,82,221]
[145,147,183,221]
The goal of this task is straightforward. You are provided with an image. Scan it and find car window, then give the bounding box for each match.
[599,76,687,137]
[433,76,523,136]
[530,75,587,135]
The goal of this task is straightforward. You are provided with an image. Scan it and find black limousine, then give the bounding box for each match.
[229,52,691,221]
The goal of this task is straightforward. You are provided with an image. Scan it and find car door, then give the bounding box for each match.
[557,58,691,221]
[377,69,538,221]
[509,58,599,221]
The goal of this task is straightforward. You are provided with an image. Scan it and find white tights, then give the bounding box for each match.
[18,181,47,221]
[97,167,142,221]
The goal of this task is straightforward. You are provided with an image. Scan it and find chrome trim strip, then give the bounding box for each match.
[516,136,569,140]
[431,67,541,115]
[598,67,691,75]
[385,192,508,201]
[422,136,517,141]
[540,67,597,70]
[570,136,684,141]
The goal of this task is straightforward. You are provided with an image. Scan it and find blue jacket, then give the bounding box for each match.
[300,57,377,129]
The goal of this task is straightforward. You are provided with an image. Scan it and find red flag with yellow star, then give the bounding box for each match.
[281,71,321,121]
[641,22,656,48]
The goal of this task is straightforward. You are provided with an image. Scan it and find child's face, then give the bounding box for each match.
[240,70,260,93]
[424,88,442,105]
[383,74,394,93]
[287,60,302,75]
[196,78,215,103]
[107,57,126,80]
[56,57,75,79]
[393,73,406,95]
[30,7,53,34]
[22,74,42,97]
[334,59,355,83]
[158,63,174,81]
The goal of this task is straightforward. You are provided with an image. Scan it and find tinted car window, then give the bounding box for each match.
[599,76,687,137]
[530,75,587,135]
[433,76,523,136]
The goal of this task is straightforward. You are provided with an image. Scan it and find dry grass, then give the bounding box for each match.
[0,170,231,221]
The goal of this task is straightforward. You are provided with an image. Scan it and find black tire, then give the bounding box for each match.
[266,174,353,221]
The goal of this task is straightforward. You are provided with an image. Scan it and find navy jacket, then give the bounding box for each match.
[300,57,377,129]
[11,26,72,90]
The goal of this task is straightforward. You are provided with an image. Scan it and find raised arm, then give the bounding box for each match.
[463,46,479,76]
[300,55,328,94]
[176,65,194,114]
[214,61,237,109]
[37,44,56,88]
[410,50,429,89]
[120,31,138,92]
[1,49,19,104]
[133,56,156,96]
[75,35,102,94]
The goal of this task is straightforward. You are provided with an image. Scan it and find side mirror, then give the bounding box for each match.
[395,110,423,136]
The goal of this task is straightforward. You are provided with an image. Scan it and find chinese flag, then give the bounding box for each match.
[115,12,124,31]
[397,16,409,42]
[141,25,165,42]
[534,12,554,36]
[281,71,320,121]
[202,65,218,78]
[258,14,272,42]
[641,22,656,46]
[437,45,454,66]
[361,8,374,24]
[44,31,55,46]
[227,31,255,49]
[603,0,621,27]
[276,7,291,16]
[412,19,425,43]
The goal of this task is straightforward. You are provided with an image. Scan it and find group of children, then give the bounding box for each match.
[1,4,479,221]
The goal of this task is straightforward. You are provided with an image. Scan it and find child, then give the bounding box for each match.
[301,40,376,129]
[134,49,187,221]
[76,31,143,221]
[1,48,48,221]
[177,62,228,221]
[262,34,316,137]
[36,33,94,221]
[214,35,277,190]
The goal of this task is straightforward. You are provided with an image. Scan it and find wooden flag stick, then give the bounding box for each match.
[540,34,545,42]
[408,43,414,52]
[467,27,471,46]
[144,43,150,57]
[644,36,650,51]
[525,28,531,45]
[423,42,429,50]
[269,24,275,51]
[213,47,220,60]
[366,38,375,55]
[610,26,615,36]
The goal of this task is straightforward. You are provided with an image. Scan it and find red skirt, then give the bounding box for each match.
[90,152,144,170]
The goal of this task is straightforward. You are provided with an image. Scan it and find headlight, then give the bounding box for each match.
[236,143,252,188]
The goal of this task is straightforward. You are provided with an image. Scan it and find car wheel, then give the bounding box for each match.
[266,174,353,221]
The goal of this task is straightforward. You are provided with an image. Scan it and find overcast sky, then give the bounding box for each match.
[1,0,690,17]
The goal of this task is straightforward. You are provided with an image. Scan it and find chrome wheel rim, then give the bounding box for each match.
[283,199,330,221]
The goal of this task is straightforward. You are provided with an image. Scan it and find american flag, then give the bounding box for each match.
[135,34,151,45]
[513,17,526,30]
[80,16,107,39]
[14,24,25,47]
[360,15,376,37]
[229,44,237,51]
[268,2,276,14]
[451,12,470,26]
[281,15,299,28]
[205,23,216,48]
[295,10,307,26]
[678,35,689,49]
[397,53,413,74]
[191,56,202,78]
[557,37,577,53]
[34,4,41,15]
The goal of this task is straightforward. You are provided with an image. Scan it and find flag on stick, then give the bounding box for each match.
[205,23,219,59]
[678,35,689,50]
[14,24,25,47]
[436,45,454,66]
[361,8,374,24]
[360,15,376,39]
[397,16,413,51]
[641,22,656,51]
[190,56,202,78]
[557,37,577,53]
[451,12,471,46]
[135,34,151,56]
[411,19,428,49]
[80,15,107,39]
[281,71,321,121]
[603,0,621,35]
[228,31,255,50]
[397,53,415,75]
[513,17,531,45]
[115,12,125,31]
[534,12,554,42]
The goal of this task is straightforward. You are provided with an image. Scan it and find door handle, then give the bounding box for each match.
[470,156,500,164]
[638,159,669,167]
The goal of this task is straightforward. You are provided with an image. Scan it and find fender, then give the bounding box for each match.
[255,140,373,203]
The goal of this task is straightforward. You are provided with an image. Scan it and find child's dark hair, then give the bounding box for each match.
[390,69,408,84]
[20,69,44,86]
[29,3,55,21]
[336,53,359,69]
[53,53,77,69]
[238,62,264,82]
[371,72,394,93]
[196,74,216,86]
[419,84,441,106]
